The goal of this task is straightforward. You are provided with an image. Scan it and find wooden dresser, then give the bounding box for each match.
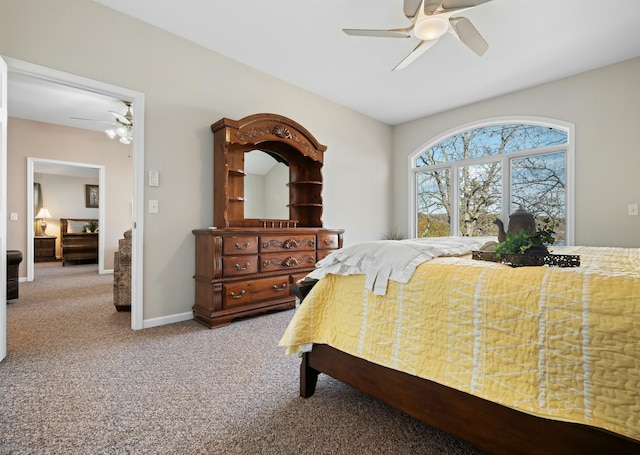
[193,113,344,328]
[193,227,342,328]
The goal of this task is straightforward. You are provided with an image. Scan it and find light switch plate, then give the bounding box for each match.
[148,170,159,187]
[628,204,638,216]
[10,212,18,221]
[149,200,159,213]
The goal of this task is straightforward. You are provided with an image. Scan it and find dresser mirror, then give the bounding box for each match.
[212,113,327,228]
[244,150,289,220]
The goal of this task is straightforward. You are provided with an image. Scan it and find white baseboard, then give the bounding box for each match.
[142,311,193,329]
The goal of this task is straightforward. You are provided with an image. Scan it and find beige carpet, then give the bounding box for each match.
[0,262,484,454]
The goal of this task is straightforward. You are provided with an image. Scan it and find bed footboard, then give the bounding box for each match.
[301,344,640,455]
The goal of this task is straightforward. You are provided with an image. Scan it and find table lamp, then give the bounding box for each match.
[35,207,52,236]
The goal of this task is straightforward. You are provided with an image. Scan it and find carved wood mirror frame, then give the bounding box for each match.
[212,113,327,228]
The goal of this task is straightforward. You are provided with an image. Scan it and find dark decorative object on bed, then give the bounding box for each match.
[472,250,580,267]
[478,210,580,267]
[60,218,98,266]
[494,206,537,243]
[192,113,344,328]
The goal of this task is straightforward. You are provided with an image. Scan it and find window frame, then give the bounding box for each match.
[409,116,575,244]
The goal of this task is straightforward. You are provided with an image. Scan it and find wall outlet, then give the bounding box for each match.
[628,204,638,216]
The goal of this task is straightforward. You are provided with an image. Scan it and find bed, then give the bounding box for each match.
[279,238,640,454]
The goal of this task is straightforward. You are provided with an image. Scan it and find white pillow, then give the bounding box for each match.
[67,220,88,233]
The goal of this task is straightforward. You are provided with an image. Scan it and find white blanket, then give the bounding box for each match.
[304,236,495,295]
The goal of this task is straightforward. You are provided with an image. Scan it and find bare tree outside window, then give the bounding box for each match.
[415,124,568,241]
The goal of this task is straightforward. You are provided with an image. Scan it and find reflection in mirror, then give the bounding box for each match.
[244,150,289,220]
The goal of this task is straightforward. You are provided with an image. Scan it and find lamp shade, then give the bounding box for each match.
[35,207,52,219]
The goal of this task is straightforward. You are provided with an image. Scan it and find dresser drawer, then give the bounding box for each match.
[316,249,336,262]
[259,235,316,252]
[223,235,258,255]
[260,251,316,273]
[222,256,259,277]
[223,276,290,308]
[317,233,340,250]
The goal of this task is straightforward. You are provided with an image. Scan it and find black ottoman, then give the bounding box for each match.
[7,250,23,300]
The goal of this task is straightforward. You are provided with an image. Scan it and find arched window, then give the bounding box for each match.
[410,118,574,244]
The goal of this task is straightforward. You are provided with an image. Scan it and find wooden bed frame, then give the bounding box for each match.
[300,344,640,455]
[60,218,99,266]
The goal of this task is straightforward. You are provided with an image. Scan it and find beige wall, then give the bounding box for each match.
[0,0,392,322]
[393,57,640,248]
[7,118,133,272]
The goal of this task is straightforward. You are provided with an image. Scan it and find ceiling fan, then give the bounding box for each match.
[343,0,493,71]
[71,101,134,144]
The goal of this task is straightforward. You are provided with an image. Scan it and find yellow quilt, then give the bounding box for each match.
[280,246,640,441]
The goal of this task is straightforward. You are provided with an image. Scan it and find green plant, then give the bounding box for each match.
[495,217,556,256]
[382,228,406,240]
[84,220,99,233]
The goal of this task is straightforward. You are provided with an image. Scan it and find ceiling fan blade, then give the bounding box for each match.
[449,16,488,56]
[343,28,412,38]
[70,116,118,126]
[111,111,132,125]
[392,39,438,71]
[424,0,445,15]
[404,0,422,18]
[442,0,492,10]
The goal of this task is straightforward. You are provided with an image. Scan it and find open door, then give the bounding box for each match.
[1,56,8,362]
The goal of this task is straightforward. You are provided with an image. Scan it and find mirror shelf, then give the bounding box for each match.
[213,113,327,228]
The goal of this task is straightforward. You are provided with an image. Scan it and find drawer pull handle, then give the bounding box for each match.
[229,290,246,299]
[262,239,315,249]
[234,242,250,250]
[283,257,299,268]
[234,262,250,271]
[323,238,334,245]
[272,284,287,292]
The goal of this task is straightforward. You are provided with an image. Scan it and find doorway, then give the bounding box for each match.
[27,158,105,280]
[3,56,145,330]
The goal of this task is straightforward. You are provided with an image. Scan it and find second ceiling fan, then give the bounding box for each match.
[71,100,134,144]
[343,0,493,71]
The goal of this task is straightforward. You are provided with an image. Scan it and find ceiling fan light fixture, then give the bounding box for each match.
[414,17,449,41]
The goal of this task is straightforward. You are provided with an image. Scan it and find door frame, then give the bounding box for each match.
[27,158,105,279]
[1,56,7,361]
[3,56,145,330]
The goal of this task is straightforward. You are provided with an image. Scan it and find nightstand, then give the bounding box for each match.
[34,236,57,262]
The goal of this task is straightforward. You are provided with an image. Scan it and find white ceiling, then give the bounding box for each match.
[7,1,640,129]
[8,71,127,133]
[91,0,640,125]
